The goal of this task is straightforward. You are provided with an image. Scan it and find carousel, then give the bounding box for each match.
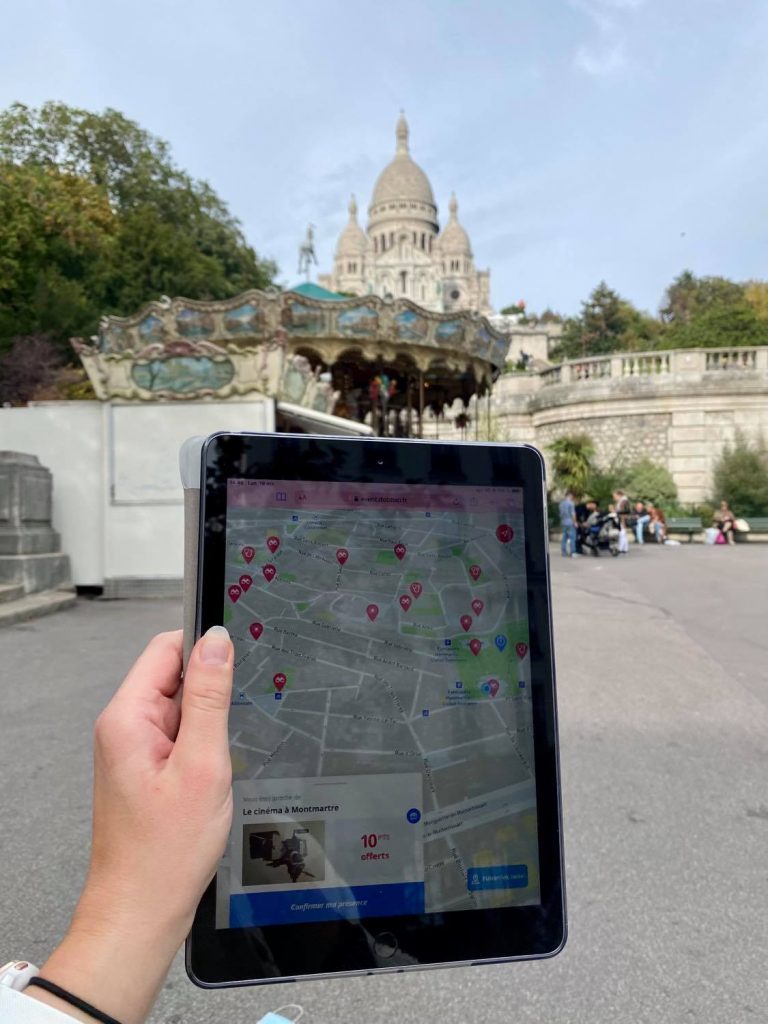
[72,283,508,438]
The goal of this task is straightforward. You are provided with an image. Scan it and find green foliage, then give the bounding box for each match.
[548,434,595,496]
[622,458,677,506]
[583,456,677,509]
[660,272,768,347]
[551,281,659,360]
[583,466,621,509]
[0,163,116,348]
[550,271,768,360]
[0,101,276,358]
[711,432,768,517]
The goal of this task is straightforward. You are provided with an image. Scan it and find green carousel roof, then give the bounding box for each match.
[291,281,347,301]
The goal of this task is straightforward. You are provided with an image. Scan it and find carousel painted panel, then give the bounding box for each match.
[281,301,327,336]
[435,319,466,348]
[222,301,266,337]
[336,305,379,337]
[395,308,430,343]
[175,308,215,339]
[131,355,235,395]
[137,314,166,345]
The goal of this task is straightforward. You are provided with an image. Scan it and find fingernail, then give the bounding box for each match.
[200,625,231,665]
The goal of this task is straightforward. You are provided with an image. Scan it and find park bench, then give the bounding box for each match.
[666,516,702,542]
[742,516,768,540]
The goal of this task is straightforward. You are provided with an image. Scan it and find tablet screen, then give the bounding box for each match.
[215,477,540,931]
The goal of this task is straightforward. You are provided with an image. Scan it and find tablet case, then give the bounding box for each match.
[179,436,205,670]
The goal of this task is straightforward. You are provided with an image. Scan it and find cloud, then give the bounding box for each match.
[575,40,627,75]
[569,0,644,76]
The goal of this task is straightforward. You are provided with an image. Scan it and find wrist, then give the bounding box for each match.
[28,890,190,1024]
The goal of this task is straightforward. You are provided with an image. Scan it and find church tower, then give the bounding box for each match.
[319,114,492,315]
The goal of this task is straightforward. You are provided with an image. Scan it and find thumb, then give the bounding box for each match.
[174,625,233,767]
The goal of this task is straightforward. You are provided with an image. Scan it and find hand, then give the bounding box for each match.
[27,627,233,1024]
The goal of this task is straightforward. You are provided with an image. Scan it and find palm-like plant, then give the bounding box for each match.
[548,434,595,497]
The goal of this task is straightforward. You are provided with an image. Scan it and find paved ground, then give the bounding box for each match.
[2,544,767,1024]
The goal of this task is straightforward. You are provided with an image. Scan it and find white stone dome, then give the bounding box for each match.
[336,195,367,255]
[437,194,472,255]
[369,114,436,213]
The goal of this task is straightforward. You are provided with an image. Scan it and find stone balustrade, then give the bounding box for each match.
[539,346,767,387]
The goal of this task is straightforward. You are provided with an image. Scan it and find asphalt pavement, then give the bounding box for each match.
[2,544,767,1024]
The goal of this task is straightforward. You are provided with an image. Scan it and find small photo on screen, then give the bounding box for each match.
[242,821,326,886]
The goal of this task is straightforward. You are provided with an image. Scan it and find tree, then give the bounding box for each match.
[0,163,116,349]
[743,281,768,322]
[0,102,276,357]
[659,271,768,348]
[712,432,768,517]
[548,434,595,496]
[660,271,743,325]
[551,282,658,360]
[0,334,63,404]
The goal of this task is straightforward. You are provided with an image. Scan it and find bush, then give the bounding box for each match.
[583,466,621,508]
[712,432,768,517]
[623,458,678,506]
[583,457,677,509]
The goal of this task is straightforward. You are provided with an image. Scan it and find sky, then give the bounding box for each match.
[1,0,767,317]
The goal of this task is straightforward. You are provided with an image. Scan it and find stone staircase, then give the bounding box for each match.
[0,452,76,627]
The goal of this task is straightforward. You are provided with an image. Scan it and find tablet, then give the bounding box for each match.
[186,433,565,986]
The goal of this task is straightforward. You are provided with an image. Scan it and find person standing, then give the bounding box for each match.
[613,489,632,553]
[559,491,579,557]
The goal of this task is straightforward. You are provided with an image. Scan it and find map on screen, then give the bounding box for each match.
[214,478,540,929]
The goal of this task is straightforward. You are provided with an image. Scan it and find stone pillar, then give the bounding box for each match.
[0,452,71,593]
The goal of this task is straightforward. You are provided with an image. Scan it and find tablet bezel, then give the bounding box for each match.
[188,432,565,986]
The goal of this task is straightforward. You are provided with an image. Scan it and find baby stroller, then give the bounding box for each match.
[582,511,620,557]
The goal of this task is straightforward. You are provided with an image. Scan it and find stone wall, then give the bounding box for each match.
[533,413,671,468]
[441,347,768,504]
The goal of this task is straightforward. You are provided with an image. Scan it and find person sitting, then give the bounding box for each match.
[713,500,736,544]
[647,502,667,543]
[633,500,651,545]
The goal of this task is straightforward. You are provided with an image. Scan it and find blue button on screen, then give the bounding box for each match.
[467,864,528,891]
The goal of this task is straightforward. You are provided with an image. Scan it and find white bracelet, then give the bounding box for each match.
[0,961,41,991]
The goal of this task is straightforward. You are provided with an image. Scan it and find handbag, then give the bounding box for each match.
[734,518,750,532]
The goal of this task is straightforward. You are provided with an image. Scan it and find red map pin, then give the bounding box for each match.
[273,672,286,691]
[469,564,482,581]
[496,524,514,543]
[393,543,407,561]
[410,581,423,598]
[366,603,379,622]
[471,599,484,615]
[399,594,412,612]
[336,548,349,565]
[239,574,253,592]
[487,678,500,697]
[266,535,280,554]
[460,614,472,632]
[249,622,263,641]
[469,638,482,656]
[228,584,242,603]
[262,564,277,583]
[241,546,255,564]
[515,642,529,659]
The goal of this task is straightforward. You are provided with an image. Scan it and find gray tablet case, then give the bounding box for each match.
[179,436,205,671]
